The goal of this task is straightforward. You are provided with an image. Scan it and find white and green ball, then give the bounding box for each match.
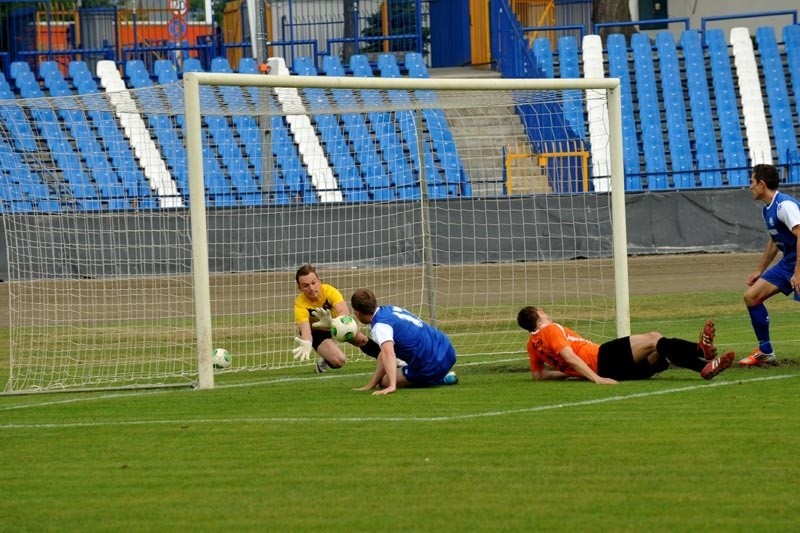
[212,348,231,369]
[330,315,359,342]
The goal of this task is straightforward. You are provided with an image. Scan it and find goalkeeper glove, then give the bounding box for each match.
[292,337,313,361]
[311,307,333,330]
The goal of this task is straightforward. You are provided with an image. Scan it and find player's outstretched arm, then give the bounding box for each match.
[372,343,398,395]
[532,369,572,380]
[560,347,617,385]
[353,352,386,392]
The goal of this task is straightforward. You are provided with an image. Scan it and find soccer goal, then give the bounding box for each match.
[0,64,625,393]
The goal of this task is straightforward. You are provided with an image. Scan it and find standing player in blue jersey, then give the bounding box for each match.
[740,164,800,366]
[350,288,458,395]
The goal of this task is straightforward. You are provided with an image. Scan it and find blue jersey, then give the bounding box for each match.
[370,306,455,376]
[763,191,800,264]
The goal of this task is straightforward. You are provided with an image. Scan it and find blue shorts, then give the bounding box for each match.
[762,257,800,301]
[401,344,457,386]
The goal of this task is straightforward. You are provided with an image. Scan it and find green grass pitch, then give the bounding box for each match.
[1,289,799,531]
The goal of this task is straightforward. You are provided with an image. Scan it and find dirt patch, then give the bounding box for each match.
[0,252,762,328]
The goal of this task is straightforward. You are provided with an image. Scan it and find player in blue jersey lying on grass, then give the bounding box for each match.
[350,288,458,395]
[740,164,800,367]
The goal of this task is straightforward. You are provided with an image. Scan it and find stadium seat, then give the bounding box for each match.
[532,38,555,77]
[706,29,749,186]
[211,57,233,73]
[9,61,32,80]
[348,54,373,77]
[655,32,693,188]
[558,36,586,139]
[321,55,346,76]
[606,33,642,189]
[631,32,668,189]
[238,57,258,74]
[756,26,798,165]
[679,30,722,187]
[183,58,203,73]
[730,27,772,167]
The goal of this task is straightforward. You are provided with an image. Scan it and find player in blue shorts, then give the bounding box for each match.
[741,164,800,366]
[350,288,458,395]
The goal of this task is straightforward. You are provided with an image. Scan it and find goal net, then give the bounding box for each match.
[0,61,625,393]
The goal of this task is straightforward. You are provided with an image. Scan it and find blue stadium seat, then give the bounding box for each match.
[403,52,424,70]
[557,36,586,140]
[679,30,722,187]
[348,54,373,77]
[377,53,398,71]
[238,57,258,74]
[631,33,668,189]
[706,29,749,186]
[532,38,555,77]
[655,32,693,188]
[183,58,203,73]
[606,33,642,189]
[68,60,90,81]
[9,61,32,80]
[321,55,346,76]
[756,26,798,166]
[211,56,233,73]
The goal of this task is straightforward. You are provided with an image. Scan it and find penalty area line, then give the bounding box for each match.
[0,373,795,430]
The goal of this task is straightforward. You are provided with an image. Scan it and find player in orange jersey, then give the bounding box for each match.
[516,306,734,384]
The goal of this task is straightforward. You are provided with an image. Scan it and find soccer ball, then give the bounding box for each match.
[330,315,359,342]
[212,348,231,369]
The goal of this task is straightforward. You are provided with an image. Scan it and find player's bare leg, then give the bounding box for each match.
[316,339,347,372]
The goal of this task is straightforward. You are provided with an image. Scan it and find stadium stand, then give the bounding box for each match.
[756,26,799,167]
[705,29,750,186]
[731,27,773,166]
[655,32,694,188]
[784,25,800,183]
[557,36,587,140]
[605,33,642,190]
[679,30,723,187]
[6,15,800,213]
[270,56,337,203]
[532,38,555,78]
[581,34,611,191]
[630,33,669,189]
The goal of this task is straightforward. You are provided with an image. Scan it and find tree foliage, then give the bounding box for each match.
[593,0,634,42]
[359,0,428,55]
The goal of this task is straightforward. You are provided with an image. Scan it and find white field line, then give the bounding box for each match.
[0,371,795,431]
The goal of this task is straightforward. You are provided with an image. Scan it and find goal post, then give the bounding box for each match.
[1,68,627,394]
[183,72,629,390]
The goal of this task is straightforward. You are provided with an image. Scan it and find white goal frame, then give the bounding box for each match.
[183,73,629,390]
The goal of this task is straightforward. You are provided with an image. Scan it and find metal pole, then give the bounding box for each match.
[415,108,436,325]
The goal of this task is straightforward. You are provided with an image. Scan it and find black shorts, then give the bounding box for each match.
[597,336,658,381]
[311,329,333,350]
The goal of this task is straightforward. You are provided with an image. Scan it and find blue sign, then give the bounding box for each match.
[167,18,188,40]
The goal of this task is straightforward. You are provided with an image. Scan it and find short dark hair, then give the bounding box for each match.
[753,164,780,190]
[351,288,378,315]
[295,264,318,285]
[517,306,542,331]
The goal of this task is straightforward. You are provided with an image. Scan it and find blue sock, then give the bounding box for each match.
[747,304,773,354]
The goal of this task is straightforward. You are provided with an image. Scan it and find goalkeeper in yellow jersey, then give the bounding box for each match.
[292,264,381,372]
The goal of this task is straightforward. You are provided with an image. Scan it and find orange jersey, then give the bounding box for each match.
[526,322,600,377]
